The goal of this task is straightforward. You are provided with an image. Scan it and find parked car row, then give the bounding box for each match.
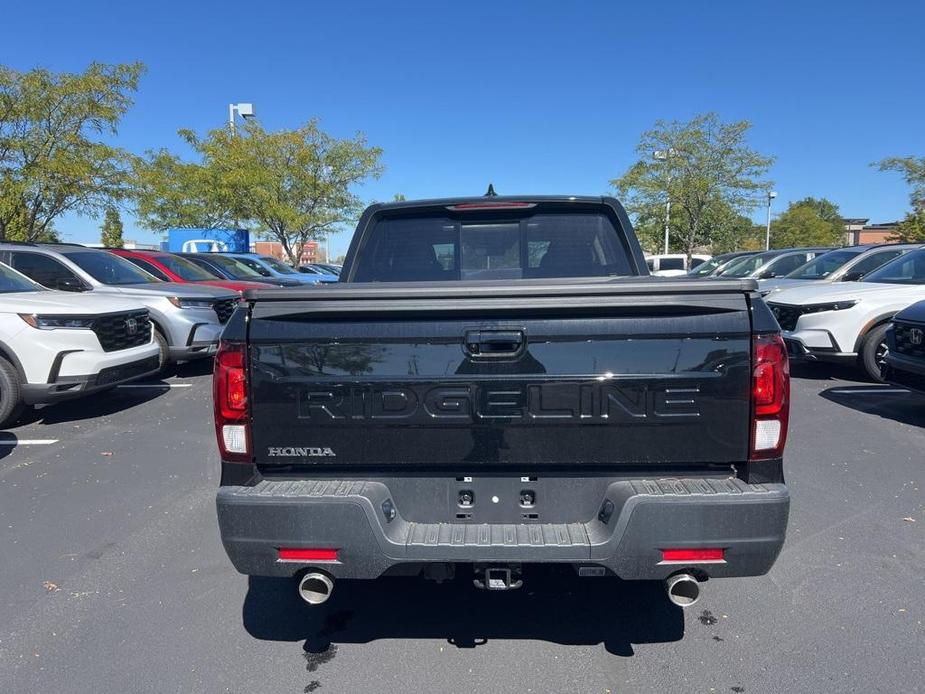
[765,248,925,380]
[669,243,925,383]
[0,242,331,427]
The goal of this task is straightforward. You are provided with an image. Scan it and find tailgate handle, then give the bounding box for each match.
[465,329,525,357]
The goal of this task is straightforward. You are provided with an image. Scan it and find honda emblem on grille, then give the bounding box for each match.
[125,317,138,336]
[911,328,924,346]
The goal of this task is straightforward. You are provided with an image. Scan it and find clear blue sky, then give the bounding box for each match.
[5,0,924,256]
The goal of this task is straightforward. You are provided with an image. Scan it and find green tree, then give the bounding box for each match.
[132,119,383,264]
[611,113,774,262]
[631,198,759,255]
[393,193,406,202]
[131,148,236,230]
[874,155,925,241]
[875,156,925,207]
[100,206,124,247]
[0,62,144,241]
[768,197,845,248]
[890,210,925,243]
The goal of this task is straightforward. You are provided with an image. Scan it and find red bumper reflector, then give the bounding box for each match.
[661,548,724,562]
[278,548,339,562]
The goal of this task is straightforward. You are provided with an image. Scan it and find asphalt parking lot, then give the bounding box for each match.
[0,362,923,693]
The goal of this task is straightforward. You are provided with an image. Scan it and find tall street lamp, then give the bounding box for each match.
[654,149,676,255]
[228,102,256,133]
[765,191,778,250]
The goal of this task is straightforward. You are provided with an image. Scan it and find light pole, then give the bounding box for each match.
[654,149,676,255]
[228,102,256,133]
[765,191,778,250]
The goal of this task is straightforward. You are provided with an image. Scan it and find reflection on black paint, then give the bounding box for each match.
[456,348,543,462]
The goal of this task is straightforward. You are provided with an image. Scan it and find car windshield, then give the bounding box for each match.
[157,254,219,281]
[688,257,723,276]
[862,249,925,285]
[786,249,861,279]
[719,253,772,277]
[196,255,261,278]
[63,251,160,285]
[260,256,299,275]
[234,257,274,277]
[0,263,42,294]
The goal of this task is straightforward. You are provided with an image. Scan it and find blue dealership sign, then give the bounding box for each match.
[166,228,250,253]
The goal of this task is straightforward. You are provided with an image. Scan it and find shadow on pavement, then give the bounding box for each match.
[790,361,870,383]
[16,382,172,427]
[0,433,17,460]
[820,386,925,427]
[242,565,684,657]
[173,358,214,379]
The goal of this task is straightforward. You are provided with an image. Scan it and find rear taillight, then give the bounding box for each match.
[213,340,250,463]
[750,333,790,461]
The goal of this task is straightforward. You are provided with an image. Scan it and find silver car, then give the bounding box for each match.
[759,243,922,297]
[0,244,238,366]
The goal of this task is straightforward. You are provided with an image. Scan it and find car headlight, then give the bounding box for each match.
[801,300,859,314]
[167,296,215,309]
[19,314,96,329]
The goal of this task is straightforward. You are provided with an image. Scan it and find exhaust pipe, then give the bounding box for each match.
[665,573,700,608]
[298,571,334,605]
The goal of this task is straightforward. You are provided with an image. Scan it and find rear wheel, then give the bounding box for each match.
[860,323,890,382]
[0,358,25,428]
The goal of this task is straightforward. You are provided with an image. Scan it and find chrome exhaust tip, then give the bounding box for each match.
[298,571,334,605]
[666,573,701,608]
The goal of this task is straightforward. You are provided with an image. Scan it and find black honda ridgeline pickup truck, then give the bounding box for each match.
[214,196,790,608]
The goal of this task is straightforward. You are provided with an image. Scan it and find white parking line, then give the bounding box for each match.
[0,439,59,446]
[116,383,194,389]
[828,388,909,395]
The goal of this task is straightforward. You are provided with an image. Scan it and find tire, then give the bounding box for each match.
[0,357,25,428]
[153,328,170,373]
[860,322,890,382]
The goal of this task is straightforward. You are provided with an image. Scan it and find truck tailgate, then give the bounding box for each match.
[245,279,755,469]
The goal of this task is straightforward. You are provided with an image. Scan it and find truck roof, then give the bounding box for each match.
[366,194,610,213]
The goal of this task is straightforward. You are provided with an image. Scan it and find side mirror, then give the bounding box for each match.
[758,269,775,279]
[841,271,864,281]
[56,277,86,292]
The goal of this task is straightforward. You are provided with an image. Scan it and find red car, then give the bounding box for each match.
[109,249,271,294]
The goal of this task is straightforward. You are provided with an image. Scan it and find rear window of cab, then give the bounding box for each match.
[351,210,635,282]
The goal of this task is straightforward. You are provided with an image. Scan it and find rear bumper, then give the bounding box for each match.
[216,477,789,581]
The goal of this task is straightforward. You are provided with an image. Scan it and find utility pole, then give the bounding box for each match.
[654,149,676,255]
[765,191,778,250]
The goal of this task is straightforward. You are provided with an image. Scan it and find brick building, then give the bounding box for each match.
[252,240,321,265]
[842,219,901,245]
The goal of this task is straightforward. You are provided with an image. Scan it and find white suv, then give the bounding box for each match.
[0,262,160,427]
[0,244,238,366]
[768,248,925,380]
